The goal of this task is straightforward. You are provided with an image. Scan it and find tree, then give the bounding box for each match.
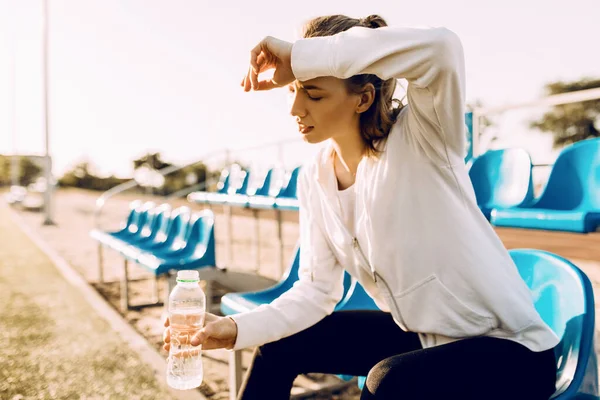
[19,157,43,186]
[0,155,43,186]
[132,152,173,171]
[59,161,128,191]
[530,78,600,148]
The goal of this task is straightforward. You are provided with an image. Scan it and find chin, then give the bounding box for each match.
[302,133,327,145]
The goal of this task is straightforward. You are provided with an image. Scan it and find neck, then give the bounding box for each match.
[331,131,365,176]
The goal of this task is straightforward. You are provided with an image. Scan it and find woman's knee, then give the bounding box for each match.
[363,357,400,398]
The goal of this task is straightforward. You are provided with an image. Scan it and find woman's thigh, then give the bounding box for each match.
[361,336,557,400]
[259,310,422,377]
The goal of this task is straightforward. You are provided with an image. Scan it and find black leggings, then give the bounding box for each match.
[237,310,557,400]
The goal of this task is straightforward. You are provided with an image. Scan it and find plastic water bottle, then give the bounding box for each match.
[167,270,206,390]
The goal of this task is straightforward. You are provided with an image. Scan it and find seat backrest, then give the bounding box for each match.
[251,169,274,197]
[336,278,379,311]
[535,138,600,210]
[273,244,301,293]
[468,148,534,209]
[145,204,171,241]
[277,166,302,199]
[185,210,215,250]
[509,249,596,398]
[215,168,231,194]
[270,244,357,309]
[138,204,166,238]
[225,164,250,195]
[174,210,216,264]
[121,200,143,230]
[129,201,155,235]
[163,206,192,245]
[236,170,251,195]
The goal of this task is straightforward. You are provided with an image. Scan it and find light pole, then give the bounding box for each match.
[42,0,54,225]
[9,9,19,188]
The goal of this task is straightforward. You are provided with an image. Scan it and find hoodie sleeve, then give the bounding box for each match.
[229,167,345,350]
[291,26,467,161]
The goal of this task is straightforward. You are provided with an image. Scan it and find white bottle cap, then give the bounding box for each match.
[176,270,199,283]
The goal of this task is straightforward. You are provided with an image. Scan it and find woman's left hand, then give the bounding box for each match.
[241,36,295,92]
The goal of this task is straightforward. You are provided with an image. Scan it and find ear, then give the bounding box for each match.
[356,83,376,114]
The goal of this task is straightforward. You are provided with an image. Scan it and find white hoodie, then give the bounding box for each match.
[231,25,560,352]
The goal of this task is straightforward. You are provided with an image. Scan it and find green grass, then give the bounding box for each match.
[0,205,176,400]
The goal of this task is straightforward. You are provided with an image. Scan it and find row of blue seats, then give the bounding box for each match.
[220,244,598,399]
[91,201,216,275]
[188,165,301,211]
[470,138,600,233]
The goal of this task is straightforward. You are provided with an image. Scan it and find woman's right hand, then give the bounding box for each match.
[241,36,295,92]
[163,313,238,351]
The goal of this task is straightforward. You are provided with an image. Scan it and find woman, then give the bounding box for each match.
[164,14,559,399]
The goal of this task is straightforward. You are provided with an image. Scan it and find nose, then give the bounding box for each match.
[289,91,307,119]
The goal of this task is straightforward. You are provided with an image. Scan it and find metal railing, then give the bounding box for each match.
[93,150,228,232]
[471,87,600,158]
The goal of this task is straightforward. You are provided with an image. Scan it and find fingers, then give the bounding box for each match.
[249,39,265,75]
[246,40,262,91]
[244,66,253,92]
[163,316,170,327]
[163,326,170,344]
[243,38,273,92]
[250,57,260,90]
[191,323,214,346]
[255,80,277,91]
[191,330,205,347]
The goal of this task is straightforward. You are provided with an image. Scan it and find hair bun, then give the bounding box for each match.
[362,15,387,29]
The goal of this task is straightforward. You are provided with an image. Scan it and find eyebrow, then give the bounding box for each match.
[302,84,324,91]
[289,83,325,91]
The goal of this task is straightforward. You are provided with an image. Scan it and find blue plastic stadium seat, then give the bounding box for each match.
[351,250,599,396]
[220,247,299,315]
[335,280,379,312]
[121,204,171,248]
[121,206,191,261]
[136,210,216,275]
[205,164,250,205]
[491,139,600,233]
[248,166,301,210]
[188,168,231,205]
[89,199,141,243]
[220,244,354,316]
[274,166,301,211]
[228,169,274,208]
[110,203,170,252]
[510,249,598,399]
[468,148,534,220]
[89,200,154,248]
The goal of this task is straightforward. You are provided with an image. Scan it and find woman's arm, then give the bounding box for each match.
[292,26,466,159]
[229,167,345,350]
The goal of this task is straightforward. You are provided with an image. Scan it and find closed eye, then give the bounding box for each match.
[288,86,323,101]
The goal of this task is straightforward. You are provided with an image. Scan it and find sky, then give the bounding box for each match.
[0,0,599,178]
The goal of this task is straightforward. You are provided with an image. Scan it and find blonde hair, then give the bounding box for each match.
[302,15,403,155]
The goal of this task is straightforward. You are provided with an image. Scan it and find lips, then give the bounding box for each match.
[299,125,314,134]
